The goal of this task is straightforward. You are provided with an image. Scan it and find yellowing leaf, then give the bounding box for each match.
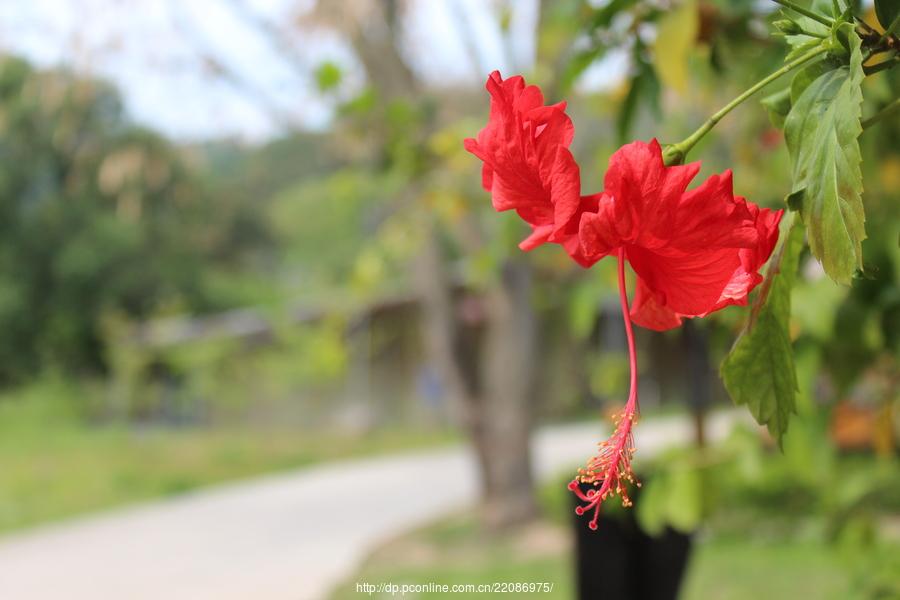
[863,6,883,34]
[880,156,900,190]
[653,0,698,94]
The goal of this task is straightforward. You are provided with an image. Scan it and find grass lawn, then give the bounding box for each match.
[0,382,458,534]
[330,481,900,599]
[329,516,886,599]
[329,514,574,600]
[681,537,857,600]
[0,379,677,536]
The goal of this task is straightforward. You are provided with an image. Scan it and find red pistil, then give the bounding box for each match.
[570,247,641,530]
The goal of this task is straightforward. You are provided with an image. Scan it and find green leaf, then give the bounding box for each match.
[588,0,637,31]
[780,1,832,61]
[652,0,697,94]
[314,61,343,93]
[875,0,900,31]
[617,57,660,144]
[761,87,791,129]
[636,459,707,535]
[567,278,605,340]
[498,4,512,32]
[636,473,668,536]
[789,56,837,104]
[784,23,865,285]
[721,220,805,447]
[561,46,608,92]
[562,0,638,92]
[774,19,804,35]
[784,35,825,62]
[665,465,704,533]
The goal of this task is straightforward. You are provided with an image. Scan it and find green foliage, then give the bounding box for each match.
[269,168,410,295]
[566,272,615,340]
[618,50,661,144]
[336,438,900,599]
[0,57,269,383]
[637,458,707,535]
[557,1,637,90]
[761,87,792,128]
[0,378,457,532]
[561,46,607,93]
[821,222,900,393]
[329,512,572,600]
[781,2,831,61]
[682,538,884,600]
[784,25,866,284]
[875,0,900,31]
[790,55,839,104]
[314,61,343,93]
[722,221,805,446]
[713,420,900,540]
[636,411,900,557]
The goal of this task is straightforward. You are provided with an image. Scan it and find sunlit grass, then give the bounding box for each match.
[682,538,852,600]
[329,474,900,600]
[329,514,574,599]
[328,511,893,600]
[0,381,458,533]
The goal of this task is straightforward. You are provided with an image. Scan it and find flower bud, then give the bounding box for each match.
[773,19,801,35]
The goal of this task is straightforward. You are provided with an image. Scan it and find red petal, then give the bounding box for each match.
[629,278,684,331]
[559,230,600,268]
[464,71,591,263]
[626,244,746,317]
[577,139,783,327]
[481,162,494,191]
[519,224,554,251]
[601,140,701,249]
[668,171,758,251]
[578,200,619,261]
[549,147,581,238]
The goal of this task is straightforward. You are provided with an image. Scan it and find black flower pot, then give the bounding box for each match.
[572,482,693,600]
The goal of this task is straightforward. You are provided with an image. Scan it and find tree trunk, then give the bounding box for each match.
[481,257,539,527]
[414,225,538,529]
[681,321,710,448]
[312,0,543,531]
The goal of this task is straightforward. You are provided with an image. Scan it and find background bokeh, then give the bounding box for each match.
[0,1,897,598]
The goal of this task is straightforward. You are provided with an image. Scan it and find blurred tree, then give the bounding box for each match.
[0,56,270,383]
[275,0,556,528]
[130,0,898,528]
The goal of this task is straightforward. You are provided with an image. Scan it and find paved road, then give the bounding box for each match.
[0,412,742,600]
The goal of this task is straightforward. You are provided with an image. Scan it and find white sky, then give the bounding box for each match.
[0,0,626,142]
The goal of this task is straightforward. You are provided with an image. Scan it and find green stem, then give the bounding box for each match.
[864,53,900,76]
[663,45,829,165]
[881,14,900,42]
[856,16,880,37]
[797,27,827,38]
[770,0,833,28]
[862,97,900,130]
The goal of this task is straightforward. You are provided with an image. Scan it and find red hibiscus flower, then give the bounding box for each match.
[465,74,783,531]
[570,139,782,529]
[463,71,598,266]
[579,139,783,331]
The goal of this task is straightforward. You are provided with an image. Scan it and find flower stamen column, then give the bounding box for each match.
[568,248,641,530]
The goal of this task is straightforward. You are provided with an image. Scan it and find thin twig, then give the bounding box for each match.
[862,97,900,130]
[770,0,833,28]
